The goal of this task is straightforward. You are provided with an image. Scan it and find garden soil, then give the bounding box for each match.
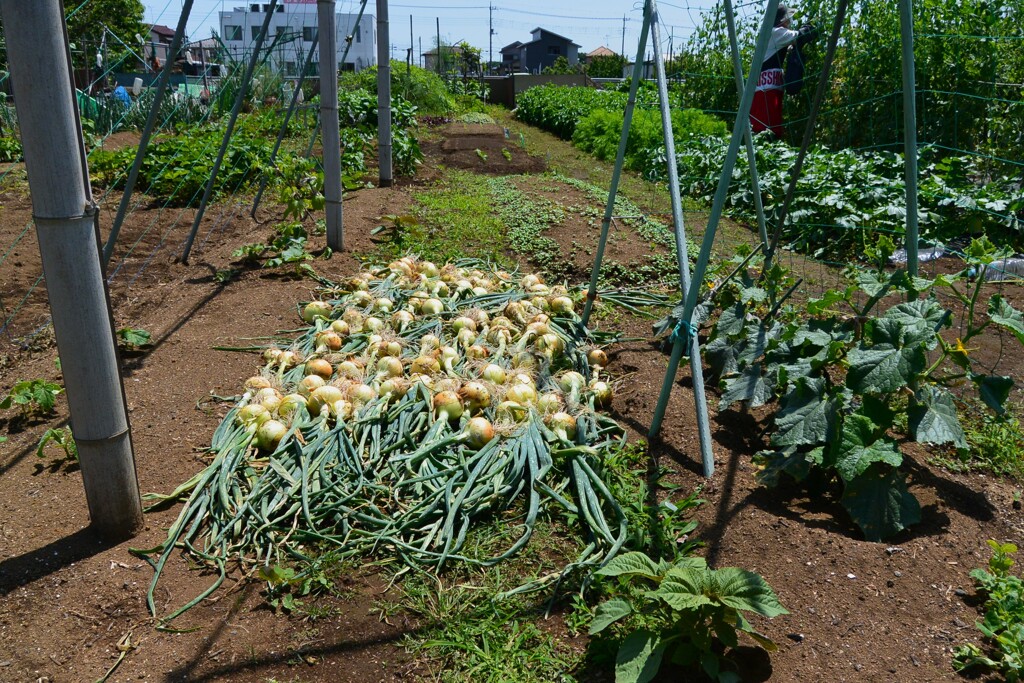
[0,123,1022,683]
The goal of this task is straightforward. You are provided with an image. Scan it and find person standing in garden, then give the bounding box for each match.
[749,3,819,139]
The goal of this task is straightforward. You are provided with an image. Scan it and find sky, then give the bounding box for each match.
[141,0,735,65]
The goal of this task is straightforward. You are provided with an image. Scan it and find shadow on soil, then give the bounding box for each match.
[0,526,117,595]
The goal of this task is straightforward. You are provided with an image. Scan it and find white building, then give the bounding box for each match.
[219,1,376,74]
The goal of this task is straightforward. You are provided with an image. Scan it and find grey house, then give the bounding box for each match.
[501,28,579,74]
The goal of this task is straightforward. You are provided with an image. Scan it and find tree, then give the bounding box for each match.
[542,56,578,75]
[586,54,627,78]
[456,40,481,77]
[0,0,145,73]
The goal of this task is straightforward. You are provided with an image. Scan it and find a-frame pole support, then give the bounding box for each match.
[649,0,782,440]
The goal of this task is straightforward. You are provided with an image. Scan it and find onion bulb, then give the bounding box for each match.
[467,344,489,360]
[277,350,300,370]
[364,316,385,332]
[391,310,415,328]
[330,399,353,420]
[451,316,477,333]
[314,330,343,352]
[510,352,536,370]
[420,333,440,352]
[433,390,464,422]
[277,393,308,419]
[244,376,273,393]
[372,297,394,313]
[262,347,282,364]
[456,327,476,348]
[459,381,491,413]
[521,273,542,289]
[549,296,574,315]
[348,383,377,406]
[411,355,441,375]
[547,412,577,441]
[379,378,409,401]
[236,403,271,428]
[382,341,402,357]
[376,356,404,378]
[464,417,495,449]
[302,300,332,323]
[350,290,373,307]
[537,392,564,414]
[505,383,537,406]
[496,400,527,423]
[481,363,506,384]
[587,348,609,367]
[536,333,563,358]
[420,298,444,316]
[342,309,363,331]
[307,385,345,416]
[297,374,326,397]
[304,358,334,380]
[256,419,288,451]
[420,261,439,278]
[329,319,351,337]
[335,360,363,380]
[588,380,613,408]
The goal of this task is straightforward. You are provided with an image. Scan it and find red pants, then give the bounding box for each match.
[750,88,784,138]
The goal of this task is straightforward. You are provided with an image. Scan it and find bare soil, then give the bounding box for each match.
[0,120,1022,683]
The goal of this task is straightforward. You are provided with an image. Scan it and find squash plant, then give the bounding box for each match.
[698,237,1024,540]
[590,551,787,683]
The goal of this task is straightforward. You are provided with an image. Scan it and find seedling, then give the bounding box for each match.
[37,426,78,463]
[1,379,63,418]
[117,327,152,350]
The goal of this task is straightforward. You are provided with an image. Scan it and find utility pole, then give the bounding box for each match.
[377,0,393,187]
[489,4,494,74]
[409,15,413,78]
[436,17,441,75]
[318,0,343,250]
[621,15,626,58]
[0,0,143,539]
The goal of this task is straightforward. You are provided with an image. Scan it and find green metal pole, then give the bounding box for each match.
[722,0,769,250]
[181,0,279,264]
[250,33,320,218]
[579,2,653,329]
[899,0,920,277]
[649,0,781,439]
[649,1,714,476]
[764,0,849,272]
[103,0,194,266]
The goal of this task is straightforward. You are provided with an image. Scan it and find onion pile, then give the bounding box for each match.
[135,258,627,623]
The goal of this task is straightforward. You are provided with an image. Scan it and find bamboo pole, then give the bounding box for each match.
[0,0,143,539]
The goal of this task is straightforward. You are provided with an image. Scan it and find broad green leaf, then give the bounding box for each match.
[806,286,854,316]
[716,303,747,337]
[720,364,771,409]
[117,327,152,348]
[705,336,741,379]
[753,448,813,487]
[835,414,903,482]
[988,295,1024,345]
[712,567,789,617]
[846,343,925,394]
[841,468,921,541]
[739,285,767,305]
[589,598,632,635]
[969,373,1013,414]
[771,377,835,447]
[597,551,661,579]
[858,395,896,431]
[856,269,893,299]
[909,385,966,448]
[658,568,714,611]
[615,629,665,683]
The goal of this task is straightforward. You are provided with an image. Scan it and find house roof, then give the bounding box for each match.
[586,46,617,58]
[500,41,523,53]
[526,27,580,47]
[149,24,176,38]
